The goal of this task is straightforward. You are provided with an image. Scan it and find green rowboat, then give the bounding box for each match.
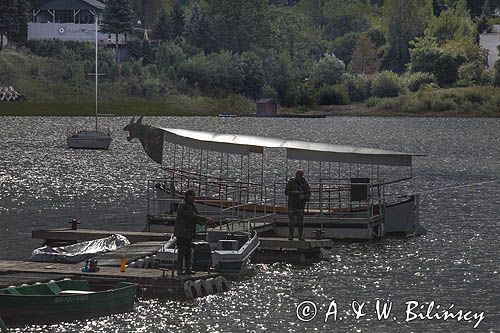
[0,279,137,326]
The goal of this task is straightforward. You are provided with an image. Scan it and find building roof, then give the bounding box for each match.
[256,98,276,104]
[33,0,105,11]
[156,127,422,166]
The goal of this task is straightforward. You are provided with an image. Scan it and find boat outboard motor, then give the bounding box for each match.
[191,241,212,271]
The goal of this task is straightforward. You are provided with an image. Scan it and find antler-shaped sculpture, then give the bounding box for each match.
[123,116,164,164]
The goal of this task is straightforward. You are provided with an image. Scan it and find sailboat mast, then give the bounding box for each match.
[95,18,98,132]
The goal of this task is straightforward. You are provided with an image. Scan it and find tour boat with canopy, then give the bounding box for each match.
[124,117,426,240]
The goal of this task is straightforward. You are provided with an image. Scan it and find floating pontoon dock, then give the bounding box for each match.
[0,260,222,299]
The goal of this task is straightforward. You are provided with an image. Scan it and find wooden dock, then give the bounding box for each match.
[253,237,333,264]
[0,260,220,299]
[32,228,171,244]
[97,241,167,267]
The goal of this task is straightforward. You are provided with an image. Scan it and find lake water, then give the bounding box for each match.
[0,116,499,332]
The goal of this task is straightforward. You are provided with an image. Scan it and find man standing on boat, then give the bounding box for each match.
[175,189,214,275]
[285,170,311,241]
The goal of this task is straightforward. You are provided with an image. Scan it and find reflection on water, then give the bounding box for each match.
[0,116,499,332]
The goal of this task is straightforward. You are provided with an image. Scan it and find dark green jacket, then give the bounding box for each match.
[174,202,207,239]
[285,178,311,211]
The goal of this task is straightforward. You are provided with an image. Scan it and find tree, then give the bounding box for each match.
[184,1,213,53]
[206,0,271,53]
[0,0,18,51]
[169,1,185,39]
[381,0,433,72]
[152,8,173,41]
[351,35,380,74]
[100,0,134,62]
[425,4,476,45]
[9,0,28,45]
[481,0,493,17]
[311,53,346,87]
[133,0,163,29]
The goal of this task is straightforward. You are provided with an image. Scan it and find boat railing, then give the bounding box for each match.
[147,174,394,230]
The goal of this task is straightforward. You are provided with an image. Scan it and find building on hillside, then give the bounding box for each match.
[28,0,124,44]
[479,25,500,68]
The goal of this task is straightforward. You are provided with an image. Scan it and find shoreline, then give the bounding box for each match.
[0,101,499,118]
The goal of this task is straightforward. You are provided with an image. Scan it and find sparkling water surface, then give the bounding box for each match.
[0,116,499,332]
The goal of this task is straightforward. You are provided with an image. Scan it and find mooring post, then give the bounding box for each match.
[69,218,80,230]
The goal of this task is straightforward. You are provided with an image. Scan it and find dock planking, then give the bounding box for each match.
[32,228,171,244]
[0,259,220,300]
[258,237,333,250]
[97,241,167,266]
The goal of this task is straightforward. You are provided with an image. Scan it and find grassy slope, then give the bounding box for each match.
[1,49,499,117]
[0,49,255,116]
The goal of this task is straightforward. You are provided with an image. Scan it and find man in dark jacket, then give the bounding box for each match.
[285,170,311,240]
[174,189,213,275]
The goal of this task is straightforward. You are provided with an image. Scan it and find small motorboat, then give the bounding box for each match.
[155,230,260,274]
[0,279,137,326]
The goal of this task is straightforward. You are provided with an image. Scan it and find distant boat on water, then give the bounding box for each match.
[218,112,237,117]
[67,19,112,150]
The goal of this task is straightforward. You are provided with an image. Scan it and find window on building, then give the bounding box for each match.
[55,10,74,23]
[76,11,94,24]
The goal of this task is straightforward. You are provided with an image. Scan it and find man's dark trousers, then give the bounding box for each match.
[176,237,192,273]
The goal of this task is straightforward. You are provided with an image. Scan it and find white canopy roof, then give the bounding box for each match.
[158,127,422,167]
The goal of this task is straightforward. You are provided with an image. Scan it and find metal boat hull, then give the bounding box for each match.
[67,130,112,150]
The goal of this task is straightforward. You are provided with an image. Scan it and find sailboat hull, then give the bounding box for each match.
[67,130,112,150]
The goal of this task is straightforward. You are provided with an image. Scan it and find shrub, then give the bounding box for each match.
[311,54,346,87]
[371,71,406,98]
[493,59,500,86]
[156,41,186,71]
[296,82,317,107]
[121,62,131,78]
[317,84,350,105]
[143,79,160,99]
[457,61,488,86]
[341,73,368,102]
[260,84,278,99]
[405,72,437,92]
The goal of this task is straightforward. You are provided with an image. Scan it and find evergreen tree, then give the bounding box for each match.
[351,35,380,74]
[10,0,28,45]
[482,0,493,17]
[169,1,185,38]
[100,0,134,62]
[0,0,18,51]
[184,1,201,39]
[184,2,213,53]
[152,8,173,41]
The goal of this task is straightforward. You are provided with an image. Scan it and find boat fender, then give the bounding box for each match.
[204,278,215,294]
[194,280,209,297]
[144,256,151,269]
[183,280,195,299]
[137,259,145,268]
[215,276,230,293]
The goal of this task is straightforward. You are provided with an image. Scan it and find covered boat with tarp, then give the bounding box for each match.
[124,117,426,240]
[30,234,130,263]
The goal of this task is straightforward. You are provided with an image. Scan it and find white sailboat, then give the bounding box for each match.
[67,19,112,150]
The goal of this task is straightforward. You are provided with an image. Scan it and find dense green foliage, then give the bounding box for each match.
[1,0,500,116]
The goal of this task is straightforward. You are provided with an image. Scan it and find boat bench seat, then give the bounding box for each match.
[5,288,21,295]
[46,283,62,295]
